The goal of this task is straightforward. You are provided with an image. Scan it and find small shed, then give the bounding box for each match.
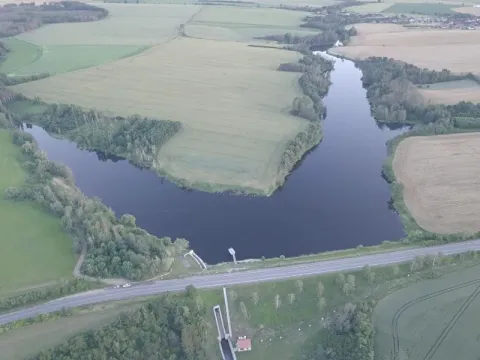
[236,337,252,352]
[334,40,343,47]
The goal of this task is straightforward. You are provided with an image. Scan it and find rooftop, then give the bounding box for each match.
[237,337,252,350]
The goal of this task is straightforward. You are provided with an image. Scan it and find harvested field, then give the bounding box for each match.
[16,3,200,45]
[186,6,316,41]
[347,3,393,13]
[12,37,306,194]
[455,5,480,15]
[418,79,480,104]
[374,264,480,360]
[392,133,480,234]
[382,2,460,14]
[331,24,480,74]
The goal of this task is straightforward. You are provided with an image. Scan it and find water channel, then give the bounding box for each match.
[25,54,407,264]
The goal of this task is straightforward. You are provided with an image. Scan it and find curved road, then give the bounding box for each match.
[2,239,480,325]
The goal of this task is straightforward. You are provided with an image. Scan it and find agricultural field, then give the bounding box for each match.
[374,263,480,360]
[0,131,75,296]
[185,6,317,42]
[331,23,480,74]
[382,2,460,14]
[12,37,306,194]
[16,3,200,45]
[0,38,145,76]
[392,133,480,234]
[346,2,393,13]
[418,79,480,104]
[455,5,480,15]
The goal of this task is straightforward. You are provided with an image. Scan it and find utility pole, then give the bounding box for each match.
[228,248,237,264]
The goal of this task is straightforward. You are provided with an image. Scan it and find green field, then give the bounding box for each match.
[374,264,480,360]
[383,2,460,14]
[0,301,143,360]
[0,131,75,296]
[0,38,146,76]
[186,6,317,42]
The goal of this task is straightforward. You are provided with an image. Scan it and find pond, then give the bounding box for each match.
[25,54,407,264]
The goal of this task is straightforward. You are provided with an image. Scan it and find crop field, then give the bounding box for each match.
[374,263,480,360]
[185,6,317,42]
[346,3,393,13]
[0,131,75,296]
[392,133,480,234]
[0,38,144,76]
[418,79,480,104]
[455,5,480,15]
[16,3,200,45]
[382,2,460,14]
[12,37,306,194]
[331,24,480,74]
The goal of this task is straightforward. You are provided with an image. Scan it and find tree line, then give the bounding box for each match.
[20,102,182,169]
[30,288,210,360]
[0,1,108,37]
[357,56,480,130]
[0,279,90,312]
[4,128,188,280]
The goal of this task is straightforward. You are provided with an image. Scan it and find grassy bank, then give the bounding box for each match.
[0,130,75,296]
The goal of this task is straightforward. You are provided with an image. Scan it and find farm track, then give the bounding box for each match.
[391,278,480,360]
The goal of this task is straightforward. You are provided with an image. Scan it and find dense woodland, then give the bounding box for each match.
[31,288,211,360]
[0,1,107,37]
[20,103,181,169]
[3,127,188,280]
[308,302,374,360]
[357,57,480,131]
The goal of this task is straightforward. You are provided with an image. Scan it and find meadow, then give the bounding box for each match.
[12,37,307,194]
[0,131,75,296]
[374,263,480,360]
[418,79,480,104]
[0,38,145,76]
[185,6,317,42]
[392,133,480,234]
[331,23,480,74]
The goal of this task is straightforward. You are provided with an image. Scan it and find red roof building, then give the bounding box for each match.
[236,337,252,352]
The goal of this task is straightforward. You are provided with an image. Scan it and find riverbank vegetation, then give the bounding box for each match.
[0,129,75,296]
[3,126,188,280]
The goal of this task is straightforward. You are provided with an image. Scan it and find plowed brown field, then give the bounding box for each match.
[393,133,480,234]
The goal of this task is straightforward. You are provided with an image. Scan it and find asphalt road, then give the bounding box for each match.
[2,239,480,325]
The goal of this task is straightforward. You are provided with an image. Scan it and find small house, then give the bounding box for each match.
[236,336,252,352]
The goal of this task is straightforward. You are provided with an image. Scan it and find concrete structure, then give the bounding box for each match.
[223,287,233,337]
[237,336,252,352]
[228,247,237,264]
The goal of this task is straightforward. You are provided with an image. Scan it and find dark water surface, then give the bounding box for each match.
[26,54,406,264]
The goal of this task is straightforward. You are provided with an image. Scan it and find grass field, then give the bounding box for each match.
[346,2,393,13]
[392,133,480,234]
[0,38,145,76]
[331,23,480,74]
[418,79,480,104]
[16,3,200,46]
[0,131,75,296]
[374,263,480,360]
[382,2,460,14]
[12,37,306,194]
[185,6,317,42]
[0,301,143,360]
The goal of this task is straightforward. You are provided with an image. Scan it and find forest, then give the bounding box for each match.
[19,103,182,169]
[0,1,108,37]
[30,287,211,360]
[357,57,480,130]
[308,302,374,360]
[4,127,188,280]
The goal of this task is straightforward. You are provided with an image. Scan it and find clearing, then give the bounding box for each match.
[12,37,306,194]
[185,6,317,42]
[418,79,480,104]
[331,23,480,74]
[374,263,480,360]
[0,131,75,296]
[392,133,480,234]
